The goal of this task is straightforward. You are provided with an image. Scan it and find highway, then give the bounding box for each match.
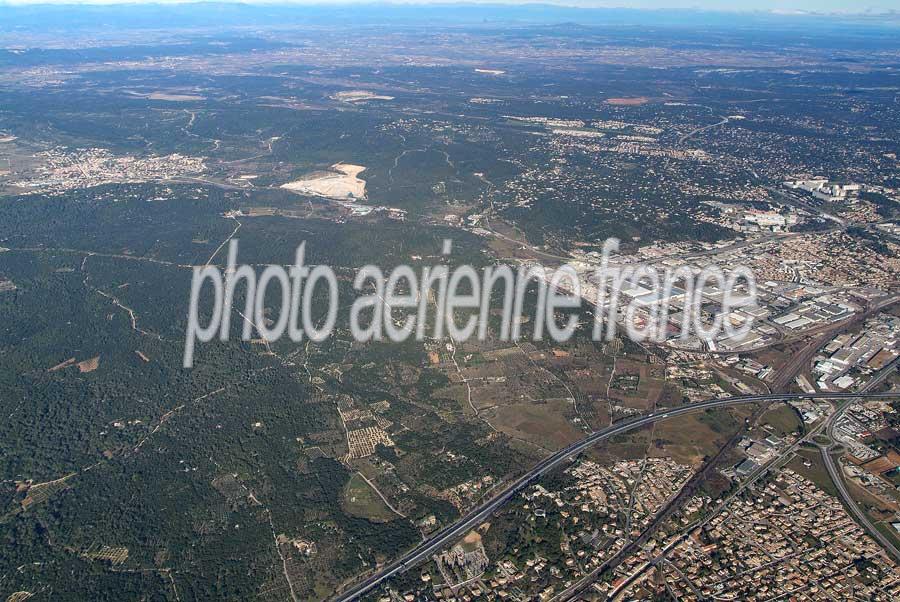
[817,356,900,563]
[677,115,731,145]
[573,359,899,601]
[821,444,900,562]
[332,392,900,601]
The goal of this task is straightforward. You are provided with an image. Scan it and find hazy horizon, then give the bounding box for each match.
[1,0,899,16]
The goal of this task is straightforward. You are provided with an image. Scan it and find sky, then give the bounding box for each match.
[1,0,898,14]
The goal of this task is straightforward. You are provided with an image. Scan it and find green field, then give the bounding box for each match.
[341,473,399,523]
[788,450,838,498]
[762,404,803,437]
